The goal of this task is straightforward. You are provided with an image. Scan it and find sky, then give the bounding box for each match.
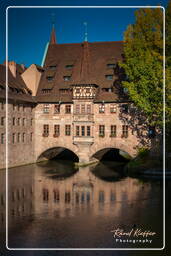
[0,0,169,67]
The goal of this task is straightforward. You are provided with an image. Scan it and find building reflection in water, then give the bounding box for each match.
[0,160,161,249]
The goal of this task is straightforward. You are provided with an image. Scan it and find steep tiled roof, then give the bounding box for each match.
[0,64,36,103]
[36,41,126,103]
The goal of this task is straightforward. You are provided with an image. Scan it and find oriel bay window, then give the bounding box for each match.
[122,125,128,138]
[54,125,60,137]
[75,104,80,114]
[54,104,60,114]
[110,125,116,137]
[87,104,91,114]
[65,125,71,136]
[43,124,49,137]
[65,105,71,114]
[81,104,85,114]
[99,125,105,137]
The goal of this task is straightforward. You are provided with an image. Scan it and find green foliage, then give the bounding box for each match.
[120,8,163,127]
[137,147,150,158]
[166,1,171,133]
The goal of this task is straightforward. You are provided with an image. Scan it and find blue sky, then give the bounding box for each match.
[0,0,169,67]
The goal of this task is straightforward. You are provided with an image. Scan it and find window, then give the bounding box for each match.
[65,105,71,114]
[49,65,57,70]
[17,133,20,143]
[43,189,49,202]
[107,63,116,69]
[99,191,105,203]
[65,192,71,203]
[99,104,105,113]
[12,117,15,125]
[148,126,156,138]
[122,104,129,113]
[60,89,70,94]
[12,133,15,144]
[87,104,91,114]
[22,118,25,126]
[17,118,20,126]
[30,133,33,142]
[43,125,49,137]
[99,125,105,137]
[46,76,54,81]
[75,104,80,114]
[122,125,128,138]
[87,126,91,136]
[76,126,80,136]
[1,102,4,110]
[42,89,51,94]
[81,126,85,136]
[43,104,50,114]
[23,105,25,112]
[1,133,4,144]
[54,125,60,137]
[81,104,85,114]
[110,125,116,137]
[65,125,71,136]
[105,75,113,80]
[63,76,71,81]
[17,105,20,111]
[110,105,117,113]
[65,64,74,69]
[123,87,128,93]
[76,88,80,94]
[1,117,5,126]
[54,104,60,114]
[22,133,26,142]
[53,190,60,202]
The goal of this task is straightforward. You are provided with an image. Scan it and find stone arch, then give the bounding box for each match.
[90,141,137,161]
[37,146,79,162]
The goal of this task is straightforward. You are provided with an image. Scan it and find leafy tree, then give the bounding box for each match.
[166,1,171,133]
[120,8,163,127]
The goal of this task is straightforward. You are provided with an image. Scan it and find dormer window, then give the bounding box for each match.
[107,63,116,69]
[65,65,74,69]
[105,75,113,80]
[42,89,51,94]
[46,76,54,81]
[63,76,71,81]
[102,88,112,92]
[49,65,57,70]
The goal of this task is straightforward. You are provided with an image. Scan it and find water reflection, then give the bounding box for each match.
[0,161,163,249]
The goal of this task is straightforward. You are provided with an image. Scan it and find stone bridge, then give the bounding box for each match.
[35,138,138,164]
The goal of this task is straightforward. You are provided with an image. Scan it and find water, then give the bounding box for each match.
[0,160,169,255]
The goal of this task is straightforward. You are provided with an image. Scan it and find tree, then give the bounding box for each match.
[120,8,163,127]
[166,1,171,133]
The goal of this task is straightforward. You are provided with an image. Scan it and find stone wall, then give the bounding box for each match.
[0,100,35,169]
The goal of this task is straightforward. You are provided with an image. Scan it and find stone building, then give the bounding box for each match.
[0,26,151,169]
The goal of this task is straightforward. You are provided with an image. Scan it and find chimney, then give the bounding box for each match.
[8,61,17,77]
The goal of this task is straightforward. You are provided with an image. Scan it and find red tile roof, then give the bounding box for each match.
[36,40,127,102]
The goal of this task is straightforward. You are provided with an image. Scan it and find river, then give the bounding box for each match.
[0,160,169,255]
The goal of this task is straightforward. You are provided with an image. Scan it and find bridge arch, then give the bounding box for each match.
[37,146,79,162]
[90,141,137,161]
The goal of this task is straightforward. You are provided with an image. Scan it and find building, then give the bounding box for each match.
[0,26,151,169]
